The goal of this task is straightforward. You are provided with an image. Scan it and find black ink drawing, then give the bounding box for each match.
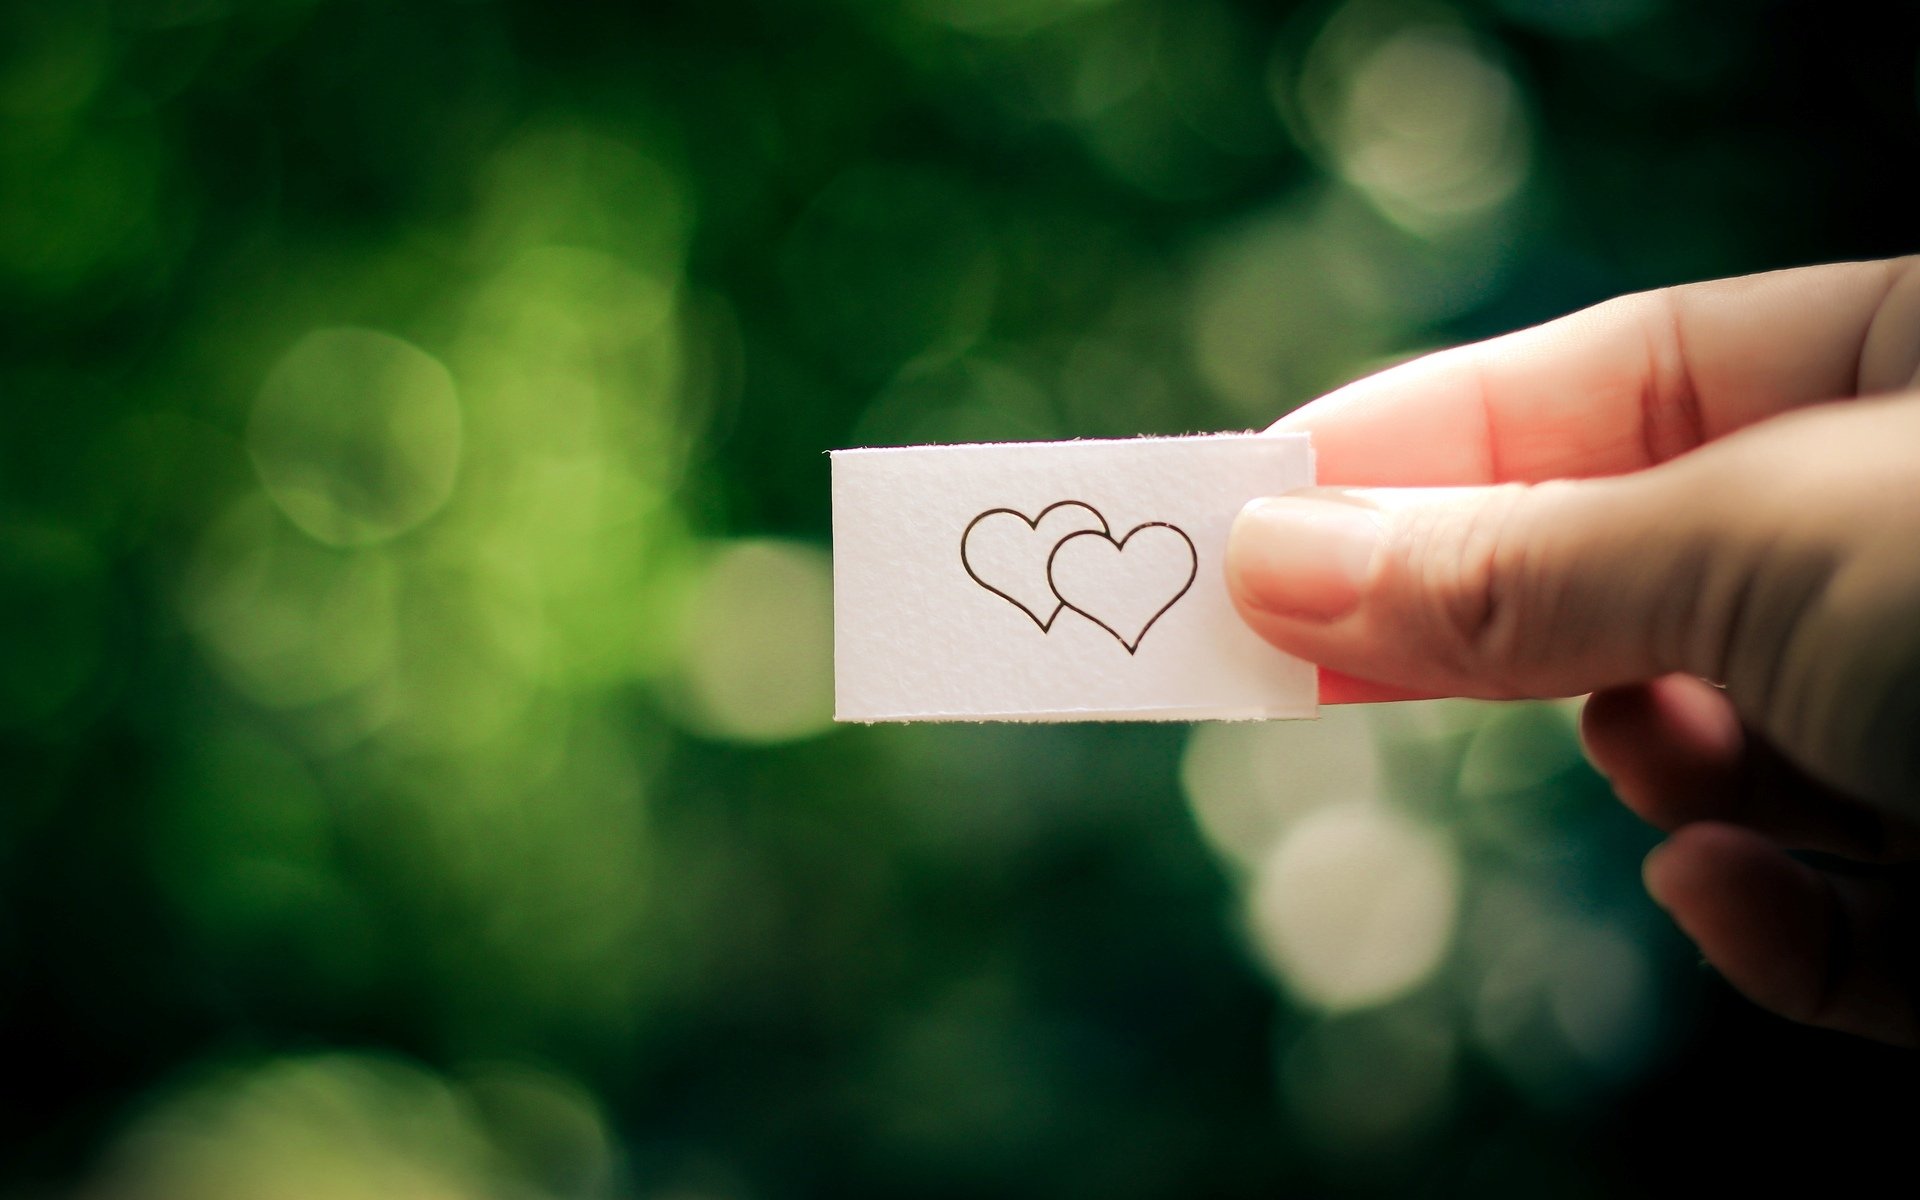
[960,502,1196,654]
[959,501,1109,632]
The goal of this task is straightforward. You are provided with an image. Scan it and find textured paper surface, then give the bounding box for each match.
[832,433,1317,722]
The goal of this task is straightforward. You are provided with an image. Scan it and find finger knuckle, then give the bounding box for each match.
[1386,483,1548,691]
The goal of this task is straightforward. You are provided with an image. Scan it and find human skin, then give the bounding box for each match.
[1224,257,1920,1045]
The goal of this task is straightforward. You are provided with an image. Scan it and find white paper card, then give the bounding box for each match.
[832,433,1317,722]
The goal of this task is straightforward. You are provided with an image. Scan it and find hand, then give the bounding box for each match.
[1225,258,1920,1045]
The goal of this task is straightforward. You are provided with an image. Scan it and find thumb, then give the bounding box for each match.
[1224,470,1781,702]
[1225,394,1920,811]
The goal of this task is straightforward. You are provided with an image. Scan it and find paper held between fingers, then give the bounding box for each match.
[831,433,1318,723]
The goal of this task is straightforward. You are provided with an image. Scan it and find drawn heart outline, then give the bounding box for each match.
[959,500,1110,632]
[1045,521,1197,654]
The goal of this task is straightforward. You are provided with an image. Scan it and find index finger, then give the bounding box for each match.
[1277,257,1918,486]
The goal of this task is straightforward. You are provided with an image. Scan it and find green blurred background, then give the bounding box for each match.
[3,0,1917,1195]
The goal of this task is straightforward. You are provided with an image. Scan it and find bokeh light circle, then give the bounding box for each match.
[1249,802,1459,1011]
[1179,705,1381,873]
[676,539,834,744]
[1281,1009,1456,1156]
[1283,1,1531,233]
[88,1054,494,1200]
[249,328,463,547]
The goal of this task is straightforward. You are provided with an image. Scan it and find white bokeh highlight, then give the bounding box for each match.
[1248,802,1460,1011]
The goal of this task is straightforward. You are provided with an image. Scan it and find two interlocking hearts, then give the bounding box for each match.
[960,501,1197,654]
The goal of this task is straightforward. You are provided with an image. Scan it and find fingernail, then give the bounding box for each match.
[1227,495,1382,622]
